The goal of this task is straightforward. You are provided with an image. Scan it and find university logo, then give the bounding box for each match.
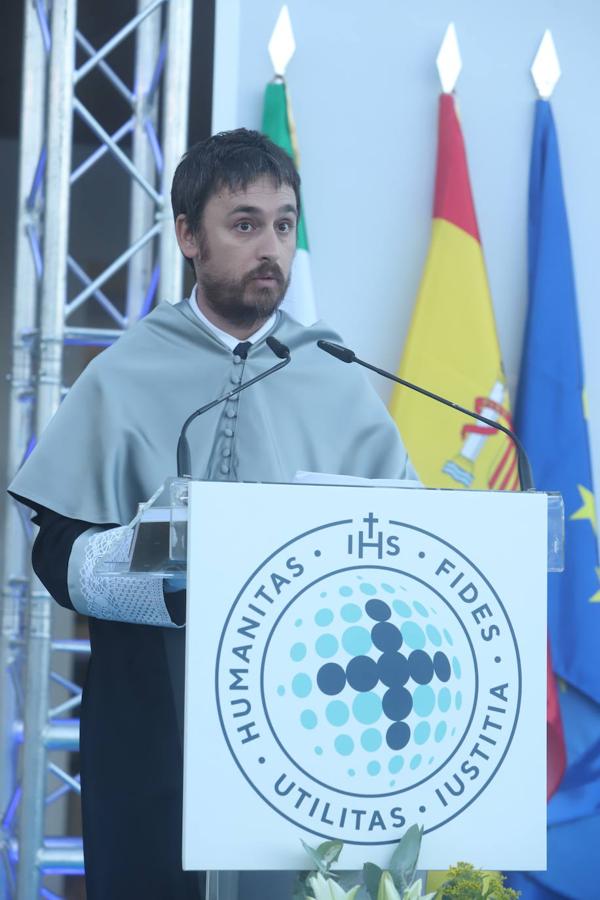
[215,514,521,844]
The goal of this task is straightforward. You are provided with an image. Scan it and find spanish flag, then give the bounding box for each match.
[389,94,516,490]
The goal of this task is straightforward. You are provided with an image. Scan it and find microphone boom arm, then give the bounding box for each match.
[317,339,534,492]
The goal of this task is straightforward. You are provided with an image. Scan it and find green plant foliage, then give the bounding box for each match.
[300,839,344,876]
[294,840,345,900]
[292,870,311,900]
[389,825,423,893]
[438,863,520,900]
[363,861,384,899]
[296,829,519,900]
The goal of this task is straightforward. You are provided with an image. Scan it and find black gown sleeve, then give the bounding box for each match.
[8,494,186,623]
[19,497,110,612]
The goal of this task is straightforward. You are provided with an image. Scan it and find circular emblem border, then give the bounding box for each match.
[214,518,522,843]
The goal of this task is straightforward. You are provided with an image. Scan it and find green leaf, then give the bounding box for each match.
[317,840,344,869]
[301,840,326,874]
[300,839,343,876]
[363,862,383,900]
[292,870,311,900]
[391,871,408,896]
[389,825,423,889]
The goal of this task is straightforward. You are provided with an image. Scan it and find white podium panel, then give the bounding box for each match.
[183,483,547,871]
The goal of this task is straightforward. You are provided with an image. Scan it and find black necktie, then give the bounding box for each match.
[233,341,251,360]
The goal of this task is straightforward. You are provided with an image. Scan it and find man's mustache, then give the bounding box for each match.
[244,263,285,285]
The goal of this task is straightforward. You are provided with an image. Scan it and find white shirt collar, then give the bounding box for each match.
[188,286,277,352]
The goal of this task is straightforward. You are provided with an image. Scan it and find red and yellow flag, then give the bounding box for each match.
[394,95,565,822]
[390,94,517,490]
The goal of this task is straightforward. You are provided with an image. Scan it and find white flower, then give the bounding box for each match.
[377,872,403,900]
[306,872,360,900]
[402,878,436,900]
[376,872,436,900]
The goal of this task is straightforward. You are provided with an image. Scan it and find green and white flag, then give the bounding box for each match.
[262,79,317,325]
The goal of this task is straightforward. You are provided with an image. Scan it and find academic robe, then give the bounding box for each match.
[9,301,415,899]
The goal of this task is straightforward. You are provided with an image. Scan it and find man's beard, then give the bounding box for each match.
[199,262,291,328]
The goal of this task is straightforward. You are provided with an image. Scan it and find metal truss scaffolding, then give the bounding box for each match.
[0,1,192,895]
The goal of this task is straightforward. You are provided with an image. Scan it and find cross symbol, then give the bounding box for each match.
[362,513,379,539]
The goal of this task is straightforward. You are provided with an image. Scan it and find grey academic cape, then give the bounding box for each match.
[11,301,413,523]
[9,301,414,899]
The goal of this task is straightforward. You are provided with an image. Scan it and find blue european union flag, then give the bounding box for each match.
[519,101,599,704]
[506,99,600,898]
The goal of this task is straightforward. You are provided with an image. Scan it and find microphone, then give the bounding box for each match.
[317,339,534,491]
[177,336,291,478]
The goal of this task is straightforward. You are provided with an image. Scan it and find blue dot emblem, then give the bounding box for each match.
[342,626,372,655]
[292,674,312,698]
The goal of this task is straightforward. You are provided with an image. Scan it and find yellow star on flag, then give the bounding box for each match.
[570,485,597,535]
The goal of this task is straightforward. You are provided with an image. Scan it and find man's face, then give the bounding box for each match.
[177,177,298,330]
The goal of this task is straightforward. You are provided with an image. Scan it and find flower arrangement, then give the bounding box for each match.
[292,826,519,900]
[433,863,519,899]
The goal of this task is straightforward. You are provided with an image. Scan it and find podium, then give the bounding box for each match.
[102,478,564,894]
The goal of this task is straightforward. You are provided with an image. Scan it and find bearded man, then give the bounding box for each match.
[9,129,416,899]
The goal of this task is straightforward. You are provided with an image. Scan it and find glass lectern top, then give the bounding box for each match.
[96,477,565,579]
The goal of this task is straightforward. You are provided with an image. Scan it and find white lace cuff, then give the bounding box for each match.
[67,526,183,628]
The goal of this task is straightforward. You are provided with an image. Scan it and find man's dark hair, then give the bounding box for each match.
[171,128,301,235]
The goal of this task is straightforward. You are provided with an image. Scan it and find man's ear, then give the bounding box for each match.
[174,215,199,261]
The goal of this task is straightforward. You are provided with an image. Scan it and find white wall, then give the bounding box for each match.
[212,0,600,500]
